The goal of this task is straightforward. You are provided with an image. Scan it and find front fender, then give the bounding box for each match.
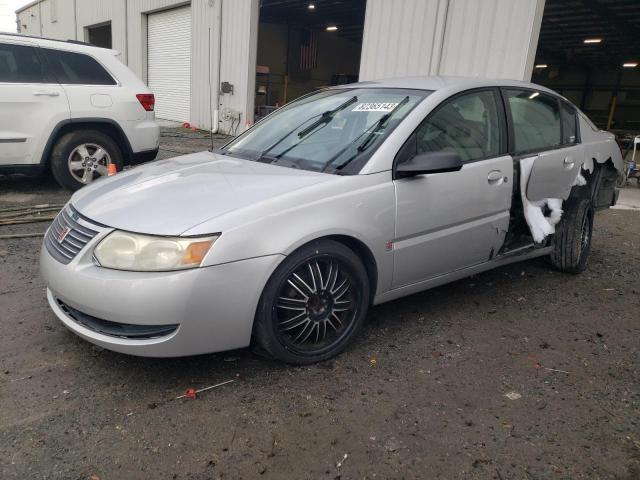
[188,172,396,295]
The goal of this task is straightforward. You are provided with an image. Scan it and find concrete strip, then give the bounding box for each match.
[613,186,640,211]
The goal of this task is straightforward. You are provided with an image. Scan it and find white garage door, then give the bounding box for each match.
[147,5,191,122]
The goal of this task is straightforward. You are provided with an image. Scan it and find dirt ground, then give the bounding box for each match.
[1,130,639,479]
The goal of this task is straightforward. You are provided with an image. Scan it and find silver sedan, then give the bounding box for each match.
[41,76,623,364]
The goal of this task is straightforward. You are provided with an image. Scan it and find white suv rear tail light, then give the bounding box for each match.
[136,94,155,111]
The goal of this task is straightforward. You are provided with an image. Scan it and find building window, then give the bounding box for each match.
[87,23,113,50]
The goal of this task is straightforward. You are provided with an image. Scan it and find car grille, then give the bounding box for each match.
[45,205,99,264]
[57,299,179,339]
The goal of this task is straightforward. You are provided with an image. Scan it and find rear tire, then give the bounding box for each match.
[253,239,370,365]
[550,197,594,273]
[50,130,123,191]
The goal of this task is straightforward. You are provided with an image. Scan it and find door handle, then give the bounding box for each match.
[487,170,504,184]
[33,91,60,97]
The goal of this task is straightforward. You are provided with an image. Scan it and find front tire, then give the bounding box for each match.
[253,239,370,365]
[50,130,123,191]
[550,197,594,273]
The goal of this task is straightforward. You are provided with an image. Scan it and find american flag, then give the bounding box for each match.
[300,29,318,70]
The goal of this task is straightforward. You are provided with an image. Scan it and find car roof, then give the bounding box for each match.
[0,32,114,54]
[337,75,558,96]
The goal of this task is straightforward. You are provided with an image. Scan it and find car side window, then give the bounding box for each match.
[415,90,502,162]
[0,42,48,83]
[560,101,578,144]
[504,88,561,153]
[42,48,116,85]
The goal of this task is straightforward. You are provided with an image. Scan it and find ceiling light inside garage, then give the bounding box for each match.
[326,25,338,31]
[535,64,548,69]
[623,62,638,68]
[583,38,602,44]
[308,3,315,9]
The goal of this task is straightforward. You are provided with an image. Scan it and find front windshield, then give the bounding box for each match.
[222,88,430,174]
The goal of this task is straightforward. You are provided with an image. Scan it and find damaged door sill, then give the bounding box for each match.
[499,242,551,259]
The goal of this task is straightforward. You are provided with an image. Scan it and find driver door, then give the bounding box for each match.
[392,88,513,288]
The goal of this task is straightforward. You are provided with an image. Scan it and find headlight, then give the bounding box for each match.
[94,231,219,271]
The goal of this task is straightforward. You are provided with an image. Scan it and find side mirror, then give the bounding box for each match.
[396,151,463,178]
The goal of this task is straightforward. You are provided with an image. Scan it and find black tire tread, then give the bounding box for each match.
[550,197,593,273]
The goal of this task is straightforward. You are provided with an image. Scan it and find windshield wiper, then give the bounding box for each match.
[296,96,358,139]
[253,96,358,164]
[325,96,410,173]
[355,96,410,153]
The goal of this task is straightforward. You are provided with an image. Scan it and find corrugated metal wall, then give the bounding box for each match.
[440,0,545,79]
[17,0,77,40]
[359,0,449,80]
[190,0,219,130]
[360,0,545,81]
[219,0,258,132]
[76,0,127,63]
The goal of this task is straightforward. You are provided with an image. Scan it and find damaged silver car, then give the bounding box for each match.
[40,77,623,364]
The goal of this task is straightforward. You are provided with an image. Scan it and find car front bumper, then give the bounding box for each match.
[41,235,283,357]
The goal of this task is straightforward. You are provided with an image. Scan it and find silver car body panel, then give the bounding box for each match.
[40,76,624,357]
[70,152,333,236]
[393,154,513,287]
[42,243,284,356]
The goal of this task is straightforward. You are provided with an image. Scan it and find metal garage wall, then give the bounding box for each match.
[360,0,545,81]
[440,0,545,80]
[147,5,191,122]
[218,0,259,133]
[125,0,189,83]
[123,0,258,133]
[76,0,127,63]
[17,0,77,40]
[189,0,219,131]
[359,0,449,80]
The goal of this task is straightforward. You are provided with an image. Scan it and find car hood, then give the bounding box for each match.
[71,152,333,235]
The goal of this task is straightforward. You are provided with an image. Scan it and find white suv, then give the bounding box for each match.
[0,33,159,190]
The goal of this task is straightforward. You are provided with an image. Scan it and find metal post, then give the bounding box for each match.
[606,68,623,131]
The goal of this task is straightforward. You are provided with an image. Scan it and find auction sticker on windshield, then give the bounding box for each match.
[352,102,399,112]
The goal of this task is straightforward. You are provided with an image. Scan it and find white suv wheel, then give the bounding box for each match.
[67,143,113,185]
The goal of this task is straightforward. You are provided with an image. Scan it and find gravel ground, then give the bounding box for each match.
[1,130,639,479]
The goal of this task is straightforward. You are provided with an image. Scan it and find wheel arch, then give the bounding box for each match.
[569,158,619,209]
[278,234,379,304]
[41,119,134,168]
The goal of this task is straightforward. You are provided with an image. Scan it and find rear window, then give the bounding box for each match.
[505,88,561,154]
[42,48,116,85]
[0,42,48,83]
